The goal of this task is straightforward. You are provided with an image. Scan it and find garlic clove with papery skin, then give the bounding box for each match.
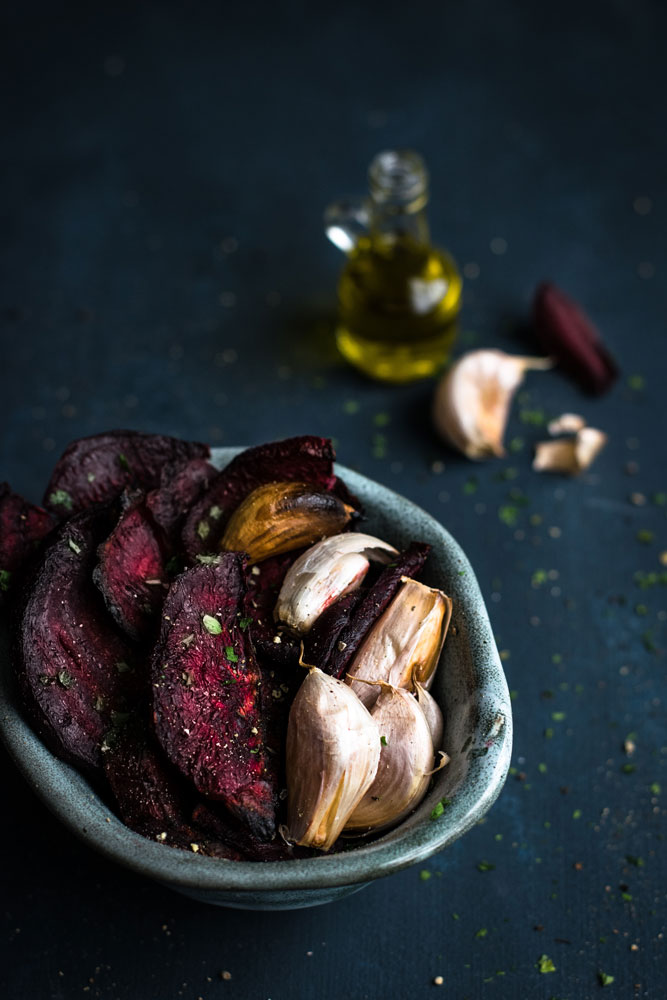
[344,681,444,834]
[432,349,552,460]
[414,680,444,750]
[274,532,398,635]
[283,667,381,851]
[346,577,452,709]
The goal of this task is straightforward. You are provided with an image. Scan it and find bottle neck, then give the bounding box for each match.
[367,150,431,248]
[369,200,431,247]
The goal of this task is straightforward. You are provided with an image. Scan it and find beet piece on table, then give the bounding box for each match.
[43,430,210,519]
[181,435,348,558]
[324,541,431,679]
[15,507,142,773]
[0,483,55,602]
[94,492,168,642]
[146,458,218,538]
[151,557,278,839]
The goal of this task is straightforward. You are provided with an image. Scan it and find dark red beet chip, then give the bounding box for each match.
[146,458,218,538]
[0,483,54,601]
[94,492,168,642]
[303,590,366,669]
[43,431,210,518]
[192,802,316,861]
[324,542,431,679]
[15,508,142,772]
[533,282,619,395]
[181,435,342,558]
[151,557,277,839]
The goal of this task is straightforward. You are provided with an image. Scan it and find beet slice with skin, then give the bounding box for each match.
[151,557,277,839]
[94,492,168,642]
[0,483,55,602]
[146,458,218,538]
[43,431,210,519]
[16,508,142,773]
[181,435,346,558]
[191,802,317,861]
[325,542,431,679]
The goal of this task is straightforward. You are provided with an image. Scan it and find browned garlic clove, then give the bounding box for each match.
[283,667,381,851]
[274,532,398,634]
[533,426,608,476]
[432,350,552,460]
[344,681,444,834]
[346,577,452,708]
[547,412,586,435]
[220,481,356,563]
[414,680,444,750]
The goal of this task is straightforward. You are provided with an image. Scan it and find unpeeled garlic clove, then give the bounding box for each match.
[220,481,356,563]
[283,667,381,851]
[414,680,444,750]
[344,681,440,834]
[533,426,607,476]
[274,533,398,634]
[346,577,452,708]
[432,349,552,460]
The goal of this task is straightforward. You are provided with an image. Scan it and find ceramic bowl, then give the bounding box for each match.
[0,449,512,910]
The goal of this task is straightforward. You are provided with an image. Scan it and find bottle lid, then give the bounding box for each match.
[368,150,428,209]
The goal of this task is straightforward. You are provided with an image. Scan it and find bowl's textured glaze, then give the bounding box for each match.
[0,449,513,909]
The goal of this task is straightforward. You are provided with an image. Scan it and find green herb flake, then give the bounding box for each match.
[551,711,566,722]
[57,669,74,689]
[625,854,644,867]
[544,727,554,739]
[636,529,654,544]
[430,798,451,820]
[519,408,547,426]
[477,860,495,872]
[572,809,582,820]
[621,763,636,774]
[225,646,239,662]
[532,569,548,587]
[598,971,615,987]
[451,912,460,920]
[196,553,222,566]
[537,955,556,974]
[181,633,195,649]
[117,453,130,471]
[650,782,661,795]
[87,472,96,483]
[498,505,520,527]
[373,412,390,427]
[419,869,431,881]
[653,492,666,506]
[68,538,82,555]
[538,762,548,774]
[621,891,633,901]
[202,614,222,635]
[238,616,253,631]
[209,505,223,520]
[463,477,478,496]
[343,399,360,415]
[48,489,73,511]
[0,569,11,592]
[115,661,132,673]
[551,652,562,664]
[508,436,524,453]
[628,374,645,390]
[380,735,388,747]
[197,520,210,541]
[372,432,387,459]
[475,927,488,939]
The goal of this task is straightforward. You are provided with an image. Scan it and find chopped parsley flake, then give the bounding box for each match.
[117,453,130,470]
[419,869,431,881]
[475,927,488,939]
[380,735,388,746]
[49,489,73,511]
[536,955,556,974]
[202,614,222,635]
[68,538,82,555]
[197,520,210,541]
[430,797,451,820]
[636,529,654,544]
[477,860,495,872]
[238,616,253,630]
[0,569,11,592]
[225,646,238,662]
[598,971,615,987]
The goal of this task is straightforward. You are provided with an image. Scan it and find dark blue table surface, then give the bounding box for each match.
[2,2,666,998]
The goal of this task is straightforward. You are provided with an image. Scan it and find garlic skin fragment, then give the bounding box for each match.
[533,427,607,476]
[345,682,437,834]
[220,481,356,563]
[284,667,381,851]
[274,532,398,635]
[547,412,586,436]
[347,577,452,708]
[433,349,552,460]
[414,681,444,750]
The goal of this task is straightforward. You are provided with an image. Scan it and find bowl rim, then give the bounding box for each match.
[0,448,513,893]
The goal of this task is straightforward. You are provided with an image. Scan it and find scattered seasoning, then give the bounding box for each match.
[477,860,495,872]
[48,489,73,511]
[538,763,547,774]
[115,660,132,673]
[202,614,222,635]
[373,412,390,427]
[225,646,238,663]
[628,374,645,390]
[0,569,12,591]
[343,400,360,415]
[536,955,556,974]
[380,735,388,746]
[636,530,654,544]
[463,477,478,495]
[572,809,582,820]
[532,569,548,587]
[117,453,130,471]
[420,869,431,881]
[475,928,488,938]
[598,971,615,987]
[67,538,82,555]
[649,782,661,795]
[433,975,444,986]
[57,669,74,688]
[430,798,451,819]
[621,763,636,774]
[238,616,253,630]
[197,520,210,541]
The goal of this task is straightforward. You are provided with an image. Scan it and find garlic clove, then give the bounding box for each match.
[414,680,444,750]
[533,426,607,476]
[220,481,356,563]
[344,681,440,834]
[547,412,586,436]
[274,533,398,634]
[346,577,452,708]
[433,349,552,460]
[283,667,381,851]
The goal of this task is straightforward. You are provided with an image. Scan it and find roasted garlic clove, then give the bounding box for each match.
[346,577,452,708]
[533,426,607,476]
[283,667,381,851]
[414,680,444,750]
[432,349,552,460]
[274,532,398,634]
[345,681,442,834]
[220,481,356,562]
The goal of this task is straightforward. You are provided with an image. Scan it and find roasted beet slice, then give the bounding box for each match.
[151,557,277,839]
[16,508,142,772]
[182,435,342,558]
[43,431,210,518]
[0,483,54,601]
[303,590,366,669]
[191,802,316,861]
[94,492,168,642]
[325,542,431,679]
[146,458,218,538]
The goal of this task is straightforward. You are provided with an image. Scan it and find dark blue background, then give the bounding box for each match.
[1,2,666,998]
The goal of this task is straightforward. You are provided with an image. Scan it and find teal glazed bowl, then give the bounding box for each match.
[0,449,512,910]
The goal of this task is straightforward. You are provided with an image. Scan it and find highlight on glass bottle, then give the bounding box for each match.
[325,150,462,383]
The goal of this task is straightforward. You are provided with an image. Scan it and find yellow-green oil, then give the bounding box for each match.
[336,233,462,383]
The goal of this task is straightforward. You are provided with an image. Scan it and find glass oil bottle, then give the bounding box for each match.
[325,150,462,383]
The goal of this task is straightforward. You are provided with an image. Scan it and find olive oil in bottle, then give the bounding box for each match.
[326,150,461,383]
